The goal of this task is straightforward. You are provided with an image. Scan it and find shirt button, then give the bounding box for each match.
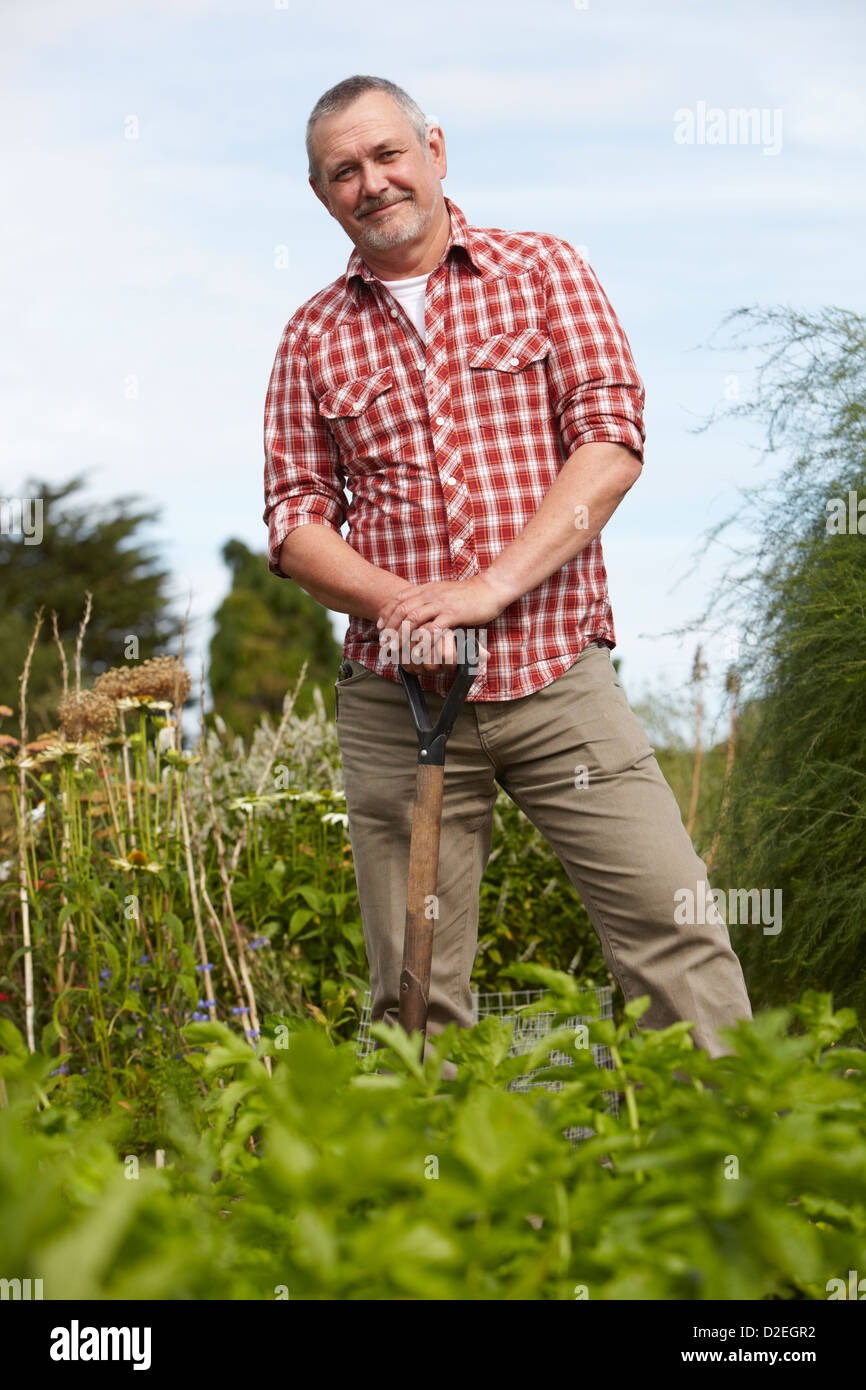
[390,308,398,317]
[509,356,520,367]
[445,477,457,487]
[453,538,464,552]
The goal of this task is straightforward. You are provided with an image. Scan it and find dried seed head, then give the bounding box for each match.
[93,655,191,706]
[58,690,118,742]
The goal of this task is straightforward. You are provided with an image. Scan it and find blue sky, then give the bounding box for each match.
[2,0,863,743]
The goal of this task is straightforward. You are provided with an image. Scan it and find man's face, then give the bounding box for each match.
[309,92,447,259]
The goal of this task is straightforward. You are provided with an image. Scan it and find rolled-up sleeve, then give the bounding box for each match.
[543,241,646,463]
[263,325,349,578]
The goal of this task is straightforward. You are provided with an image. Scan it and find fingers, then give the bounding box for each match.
[377,585,426,632]
[379,602,435,632]
[390,623,460,673]
[378,582,449,635]
[420,626,458,672]
[376,587,462,674]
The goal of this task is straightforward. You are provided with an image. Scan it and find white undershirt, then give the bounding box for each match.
[377,272,429,345]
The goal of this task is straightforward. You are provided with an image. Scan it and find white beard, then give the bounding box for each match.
[353,194,435,252]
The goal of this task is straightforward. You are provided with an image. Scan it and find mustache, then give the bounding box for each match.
[357,194,412,218]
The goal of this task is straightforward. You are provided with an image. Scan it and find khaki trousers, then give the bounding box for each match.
[335,641,752,1060]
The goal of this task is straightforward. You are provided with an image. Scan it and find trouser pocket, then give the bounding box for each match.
[334,659,376,719]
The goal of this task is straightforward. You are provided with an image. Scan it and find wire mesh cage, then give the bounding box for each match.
[356,983,620,1145]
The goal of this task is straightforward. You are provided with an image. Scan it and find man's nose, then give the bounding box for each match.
[357,161,391,205]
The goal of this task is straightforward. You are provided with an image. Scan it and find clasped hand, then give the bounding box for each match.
[375,574,508,674]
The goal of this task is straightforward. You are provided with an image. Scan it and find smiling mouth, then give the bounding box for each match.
[361,197,409,218]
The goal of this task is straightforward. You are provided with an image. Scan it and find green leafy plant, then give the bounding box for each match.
[1,986,863,1301]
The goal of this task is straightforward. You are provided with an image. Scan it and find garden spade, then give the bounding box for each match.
[396,649,481,1055]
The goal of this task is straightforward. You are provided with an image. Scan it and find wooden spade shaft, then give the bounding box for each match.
[395,654,480,1052]
[398,761,444,1039]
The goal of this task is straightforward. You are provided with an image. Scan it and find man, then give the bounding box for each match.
[263,74,752,1060]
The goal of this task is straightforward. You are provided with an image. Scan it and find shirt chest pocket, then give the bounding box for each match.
[467,327,551,431]
[317,366,396,468]
[467,326,550,373]
[318,366,394,419]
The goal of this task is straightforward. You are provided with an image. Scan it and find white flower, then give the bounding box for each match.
[227,793,285,813]
[320,812,349,827]
[157,725,176,755]
[116,696,173,711]
[28,800,46,825]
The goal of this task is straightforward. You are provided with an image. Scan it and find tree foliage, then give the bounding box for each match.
[0,475,184,733]
[208,538,343,740]
[680,306,866,1015]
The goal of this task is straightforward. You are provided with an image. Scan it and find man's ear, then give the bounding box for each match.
[309,175,333,215]
[426,124,447,179]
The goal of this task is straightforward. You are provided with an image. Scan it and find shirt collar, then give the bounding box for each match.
[344,195,496,292]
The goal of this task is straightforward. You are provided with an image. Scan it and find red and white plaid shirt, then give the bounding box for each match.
[263,196,645,702]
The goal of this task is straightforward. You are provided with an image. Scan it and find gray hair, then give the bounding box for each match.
[306,75,432,185]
